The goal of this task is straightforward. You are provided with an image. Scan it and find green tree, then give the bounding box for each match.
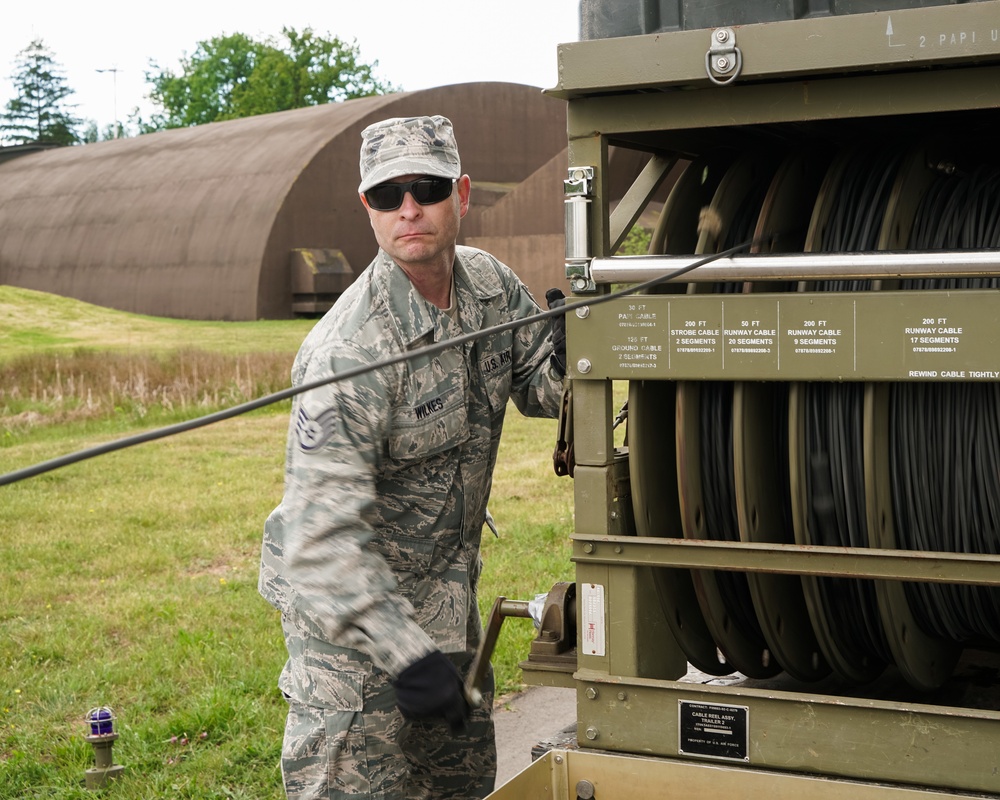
[0,38,82,145]
[145,27,397,129]
[617,223,653,255]
[80,120,127,143]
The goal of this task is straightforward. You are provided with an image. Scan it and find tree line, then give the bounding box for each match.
[0,30,397,146]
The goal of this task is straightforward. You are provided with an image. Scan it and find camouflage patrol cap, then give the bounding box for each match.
[358,115,461,193]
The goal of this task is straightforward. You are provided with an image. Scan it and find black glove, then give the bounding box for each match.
[545,288,567,379]
[392,651,469,732]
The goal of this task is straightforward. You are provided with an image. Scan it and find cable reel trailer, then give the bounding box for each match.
[489,1,1000,797]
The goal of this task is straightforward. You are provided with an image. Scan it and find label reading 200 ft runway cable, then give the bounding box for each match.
[678,700,749,762]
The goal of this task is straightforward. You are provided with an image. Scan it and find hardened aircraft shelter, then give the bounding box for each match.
[0,83,568,320]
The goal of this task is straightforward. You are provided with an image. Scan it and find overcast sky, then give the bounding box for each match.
[2,1,581,133]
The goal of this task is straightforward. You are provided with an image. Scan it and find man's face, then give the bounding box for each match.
[361,173,471,271]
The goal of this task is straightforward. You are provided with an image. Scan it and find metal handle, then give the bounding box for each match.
[589,251,1000,284]
[464,597,532,707]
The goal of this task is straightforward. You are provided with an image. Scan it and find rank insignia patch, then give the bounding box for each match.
[296,406,337,452]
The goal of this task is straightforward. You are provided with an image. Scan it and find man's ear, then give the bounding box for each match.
[457,175,472,218]
[360,193,376,229]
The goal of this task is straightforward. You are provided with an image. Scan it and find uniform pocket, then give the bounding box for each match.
[478,334,513,414]
[281,693,371,799]
[280,659,364,711]
[388,387,468,461]
[324,706,371,798]
[483,365,512,414]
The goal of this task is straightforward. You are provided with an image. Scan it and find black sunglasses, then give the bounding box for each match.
[364,177,456,211]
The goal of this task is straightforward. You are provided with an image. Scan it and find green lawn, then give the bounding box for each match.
[0,286,316,362]
[0,288,574,798]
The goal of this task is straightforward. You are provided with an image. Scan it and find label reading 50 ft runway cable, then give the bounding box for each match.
[678,700,749,762]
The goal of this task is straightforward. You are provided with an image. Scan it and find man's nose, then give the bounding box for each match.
[398,190,423,216]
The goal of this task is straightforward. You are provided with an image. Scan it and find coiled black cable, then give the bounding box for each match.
[807,383,892,665]
[891,162,1000,643]
[700,380,765,640]
[804,147,904,669]
[698,173,776,654]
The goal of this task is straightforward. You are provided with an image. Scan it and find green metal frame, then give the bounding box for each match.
[548,5,1000,797]
[488,747,992,800]
[550,2,1000,98]
[567,290,1000,381]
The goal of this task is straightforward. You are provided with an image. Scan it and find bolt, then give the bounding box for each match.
[716,28,729,43]
[585,727,600,741]
[716,56,730,71]
[617,691,628,701]
[586,687,599,700]
[572,277,589,292]
[614,544,623,553]
[575,305,590,319]
[576,779,597,800]
[577,358,592,374]
[555,754,564,764]
[583,542,594,554]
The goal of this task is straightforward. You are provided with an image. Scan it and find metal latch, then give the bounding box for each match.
[706,27,742,86]
[553,383,575,478]
[564,166,596,293]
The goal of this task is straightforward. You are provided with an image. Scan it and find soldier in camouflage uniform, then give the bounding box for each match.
[259,115,566,799]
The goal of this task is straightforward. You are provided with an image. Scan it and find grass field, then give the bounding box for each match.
[0,287,575,798]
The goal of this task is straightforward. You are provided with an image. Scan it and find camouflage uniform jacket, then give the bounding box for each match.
[259,245,564,679]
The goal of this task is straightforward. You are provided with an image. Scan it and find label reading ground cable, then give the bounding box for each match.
[580,583,606,656]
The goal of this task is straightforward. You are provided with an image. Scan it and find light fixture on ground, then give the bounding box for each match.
[84,706,125,789]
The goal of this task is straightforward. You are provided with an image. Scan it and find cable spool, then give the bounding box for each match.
[630,153,738,676]
[650,151,739,278]
[630,377,734,676]
[803,380,893,674]
[789,146,904,684]
[676,150,784,679]
[733,149,833,682]
[631,142,1000,689]
[890,160,1000,648]
[892,381,1000,641]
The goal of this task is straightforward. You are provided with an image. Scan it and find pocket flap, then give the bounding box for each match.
[280,659,364,711]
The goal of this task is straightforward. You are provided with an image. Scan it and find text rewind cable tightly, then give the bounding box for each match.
[0,242,751,488]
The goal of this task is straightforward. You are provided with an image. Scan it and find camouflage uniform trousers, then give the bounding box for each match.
[279,636,496,800]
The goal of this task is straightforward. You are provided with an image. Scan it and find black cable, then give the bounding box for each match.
[0,241,754,488]
[699,380,765,641]
[801,147,902,670]
[695,167,778,661]
[806,382,891,666]
[890,161,1000,644]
